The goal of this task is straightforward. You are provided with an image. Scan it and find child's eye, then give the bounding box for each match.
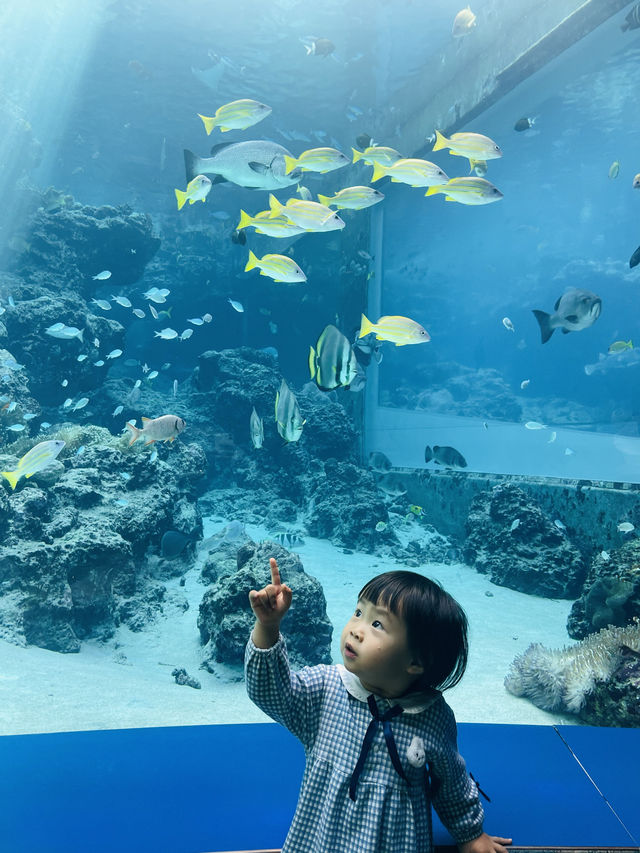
[372,619,384,630]
[354,608,362,617]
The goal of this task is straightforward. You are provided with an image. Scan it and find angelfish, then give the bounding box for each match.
[250,407,264,449]
[275,379,305,443]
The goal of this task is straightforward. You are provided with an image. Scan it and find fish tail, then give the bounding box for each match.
[183,149,200,182]
[77,329,84,344]
[424,185,441,197]
[359,313,374,338]
[175,188,188,210]
[268,194,284,217]
[308,345,317,379]
[283,155,297,175]
[532,309,554,344]
[125,422,142,447]
[352,147,363,163]
[370,163,387,182]
[317,193,331,206]
[245,250,259,272]
[432,130,448,151]
[1,469,19,490]
[197,114,216,135]
[237,210,252,230]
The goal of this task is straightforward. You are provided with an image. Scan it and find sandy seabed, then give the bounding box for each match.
[0,516,580,736]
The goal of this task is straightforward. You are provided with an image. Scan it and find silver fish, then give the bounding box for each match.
[184,141,302,191]
[275,379,304,442]
[532,289,601,344]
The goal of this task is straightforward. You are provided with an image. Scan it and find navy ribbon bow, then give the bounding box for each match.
[349,694,407,801]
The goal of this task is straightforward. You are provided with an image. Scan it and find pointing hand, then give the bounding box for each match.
[249,558,292,628]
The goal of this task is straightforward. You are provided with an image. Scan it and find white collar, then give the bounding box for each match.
[337,664,440,714]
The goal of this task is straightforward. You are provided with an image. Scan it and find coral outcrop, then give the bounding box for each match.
[0,425,206,652]
[464,483,586,597]
[504,620,640,725]
[198,540,332,670]
[567,540,640,639]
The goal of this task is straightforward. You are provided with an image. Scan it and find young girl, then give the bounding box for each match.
[246,558,512,853]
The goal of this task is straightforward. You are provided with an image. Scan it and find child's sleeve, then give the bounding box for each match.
[244,633,328,749]
[428,701,485,844]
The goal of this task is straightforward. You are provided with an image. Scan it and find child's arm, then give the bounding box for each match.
[458,833,512,853]
[249,557,292,647]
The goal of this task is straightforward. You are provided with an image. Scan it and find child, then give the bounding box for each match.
[246,558,512,853]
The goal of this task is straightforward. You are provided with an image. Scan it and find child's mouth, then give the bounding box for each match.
[344,643,357,659]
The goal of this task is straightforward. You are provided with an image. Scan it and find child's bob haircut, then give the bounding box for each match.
[358,570,469,691]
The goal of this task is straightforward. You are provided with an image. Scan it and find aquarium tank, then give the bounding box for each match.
[0,0,639,740]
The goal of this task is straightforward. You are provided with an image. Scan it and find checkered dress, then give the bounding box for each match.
[245,635,484,853]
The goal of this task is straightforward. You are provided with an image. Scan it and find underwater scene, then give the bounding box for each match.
[1,0,639,735]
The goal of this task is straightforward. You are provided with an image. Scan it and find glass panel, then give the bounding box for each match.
[0,0,637,746]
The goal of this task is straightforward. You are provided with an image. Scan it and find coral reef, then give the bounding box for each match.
[567,540,640,639]
[504,620,640,724]
[198,540,332,670]
[464,483,586,597]
[0,425,206,652]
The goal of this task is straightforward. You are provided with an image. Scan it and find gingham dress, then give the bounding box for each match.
[245,635,484,853]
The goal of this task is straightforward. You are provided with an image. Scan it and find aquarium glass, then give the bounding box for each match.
[0,0,638,741]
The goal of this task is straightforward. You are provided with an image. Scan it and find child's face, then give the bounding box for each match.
[340,598,423,698]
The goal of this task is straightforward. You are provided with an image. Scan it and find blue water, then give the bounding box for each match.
[1,0,640,734]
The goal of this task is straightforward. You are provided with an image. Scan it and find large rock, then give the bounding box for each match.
[464,483,586,598]
[567,540,640,639]
[198,540,332,670]
[0,425,206,652]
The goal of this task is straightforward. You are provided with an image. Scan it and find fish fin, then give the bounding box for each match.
[141,417,152,423]
[370,163,387,182]
[444,196,456,202]
[219,126,232,132]
[352,147,363,163]
[468,159,477,174]
[561,328,571,334]
[1,470,19,490]
[144,439,156,445]
[237,210,252,230]
[554,296,561,311]
[209,142,233,156]
[283,155,297,175]
[77,329,84,343]
[532,309,554,344]
[317,194,330,206]
[175,188,188,210]
[245,250,259,272]
[424,185,440,197]
[308,346,317,379]
[432,130,447,151]
[359,313,373,338]
[268,194,284,218]
[197,114,216,135]
[125,422,141,447]
[167,437,175,442]
[248,161,269,175]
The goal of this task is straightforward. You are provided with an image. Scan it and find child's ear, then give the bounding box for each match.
[407,660,424,676]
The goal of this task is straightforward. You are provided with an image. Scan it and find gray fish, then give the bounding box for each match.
[532,288,601,344]
[630,245,640,269]
[368,451,392,473]
[184,141,302,191]
[425,445,467,468]
[309,324,358,391]
[250,406,264,449]
[160,529,197,558]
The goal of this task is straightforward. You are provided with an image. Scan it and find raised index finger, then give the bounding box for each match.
[269,557,281,586]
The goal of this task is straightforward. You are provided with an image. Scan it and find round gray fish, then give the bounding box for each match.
[532,288,601,344]
[184,141,302,190]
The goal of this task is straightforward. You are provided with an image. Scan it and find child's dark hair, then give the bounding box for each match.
[358,570,468,691]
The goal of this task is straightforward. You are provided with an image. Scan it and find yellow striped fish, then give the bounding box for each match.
[359,314,430,346]
[370,158,448,187]
[197,99,271,134]
[317,186,384,210]
[425,177,503,205]
[245,250,307,283]
[432,130,502,161]
[268,195,344,232]
[1,439,65,490]
[237,209,305,237]
[352,146,401,166]
[284,147,349,175]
